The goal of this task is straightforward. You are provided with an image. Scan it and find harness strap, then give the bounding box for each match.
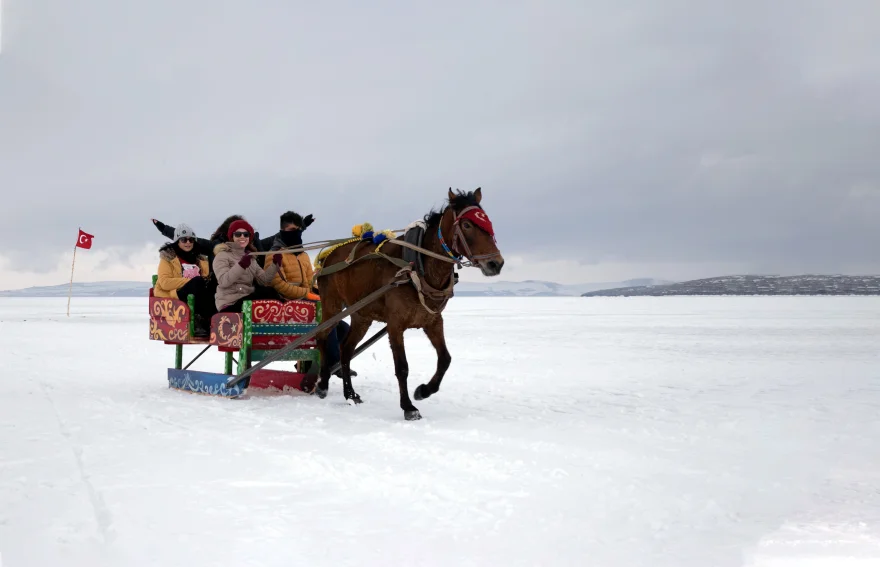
[317,245,454,316]
[364,241,453,314]
[312,248,412,282]
[381,238,461,265]
[311,252,374,282]
[405,269,455,315]
[345,239,366,264]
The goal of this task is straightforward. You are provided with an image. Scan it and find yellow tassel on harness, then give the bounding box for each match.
[314,223,376,270]
[351,222,373,238]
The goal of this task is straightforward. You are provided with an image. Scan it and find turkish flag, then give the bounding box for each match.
[76,230,94,249]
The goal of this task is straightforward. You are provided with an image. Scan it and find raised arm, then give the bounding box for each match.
[152,219,175,240]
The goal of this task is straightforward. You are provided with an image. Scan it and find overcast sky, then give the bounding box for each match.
[1,0,879,290]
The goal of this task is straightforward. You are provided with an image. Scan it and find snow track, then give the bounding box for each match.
[1,297,879,566]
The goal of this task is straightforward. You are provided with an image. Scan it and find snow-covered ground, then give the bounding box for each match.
[1,297,878,567]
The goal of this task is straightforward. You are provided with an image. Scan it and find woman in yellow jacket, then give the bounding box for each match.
[153,223,216,337]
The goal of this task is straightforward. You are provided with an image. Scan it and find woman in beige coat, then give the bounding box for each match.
[213,219,283,312]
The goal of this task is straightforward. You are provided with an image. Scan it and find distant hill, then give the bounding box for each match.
[0,278,673,298]
[0,281,151,298]
[451,278,673,297]
[582,275,880,297]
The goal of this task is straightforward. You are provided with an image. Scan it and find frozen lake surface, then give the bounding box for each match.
[1,296,878,566]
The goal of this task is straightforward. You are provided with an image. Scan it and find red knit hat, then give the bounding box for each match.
[227,219,255,241]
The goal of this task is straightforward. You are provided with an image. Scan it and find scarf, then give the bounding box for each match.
[174,242,200,266]
[275,230,303,254]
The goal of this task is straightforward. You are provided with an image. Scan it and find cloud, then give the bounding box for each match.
[1,0,880,289]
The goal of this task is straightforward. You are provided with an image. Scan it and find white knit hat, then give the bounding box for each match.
[174,223,196,241]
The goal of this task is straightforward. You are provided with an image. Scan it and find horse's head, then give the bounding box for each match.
[444,187,504,277]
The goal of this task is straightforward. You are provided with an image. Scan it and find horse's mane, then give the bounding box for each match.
[423,190,482,228]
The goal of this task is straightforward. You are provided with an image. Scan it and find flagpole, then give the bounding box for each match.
[67,228,79,317]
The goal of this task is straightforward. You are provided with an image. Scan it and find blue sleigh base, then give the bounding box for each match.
[167,369,248,398]
[167,368,317,399]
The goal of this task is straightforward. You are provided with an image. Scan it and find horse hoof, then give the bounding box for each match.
[300,375,319,393]
[346,393,363,405]
[315,387,328,399]
[413,384,429,401]
[404,409,422,421]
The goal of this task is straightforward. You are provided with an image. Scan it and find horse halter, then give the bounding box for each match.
[437,205,501,268]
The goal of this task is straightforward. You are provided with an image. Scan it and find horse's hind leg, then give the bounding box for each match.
[388,326,420,420]
[414,317,451,401]
[314,330,332,399]
[339,314,372,405]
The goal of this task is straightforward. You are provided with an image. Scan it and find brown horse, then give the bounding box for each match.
[314,188,504,420]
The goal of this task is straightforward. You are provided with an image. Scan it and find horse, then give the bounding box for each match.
[314,188,504,420]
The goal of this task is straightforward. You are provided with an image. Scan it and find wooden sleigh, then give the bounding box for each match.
[148,275,322,398]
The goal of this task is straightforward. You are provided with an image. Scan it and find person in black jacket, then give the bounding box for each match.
[152,214,315,257]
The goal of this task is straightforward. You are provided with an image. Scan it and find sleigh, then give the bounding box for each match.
[149,275,322,398]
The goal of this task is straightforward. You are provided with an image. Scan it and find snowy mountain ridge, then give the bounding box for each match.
[0,281,153,297]
[582,274,880,296]
[452,278,672,297]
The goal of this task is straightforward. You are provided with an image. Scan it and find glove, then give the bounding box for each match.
[272,253,283,266]
[238,254,252,268]
[303,214,315,229]
[306,292,320,301]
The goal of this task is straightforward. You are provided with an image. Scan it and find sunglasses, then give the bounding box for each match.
[178,237,195,244]
[233,231,250,238]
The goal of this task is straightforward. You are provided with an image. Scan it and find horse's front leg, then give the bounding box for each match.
[414,318,451,401]
[339,316,372,405]
[388,327,420,420]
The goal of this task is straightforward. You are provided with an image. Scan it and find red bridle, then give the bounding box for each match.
[437,205,501,267]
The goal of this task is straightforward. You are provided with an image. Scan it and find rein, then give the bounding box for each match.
[245,205,499,315]
[246,204,499,267]
[247,231,462,270]
[246,232,406,257]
